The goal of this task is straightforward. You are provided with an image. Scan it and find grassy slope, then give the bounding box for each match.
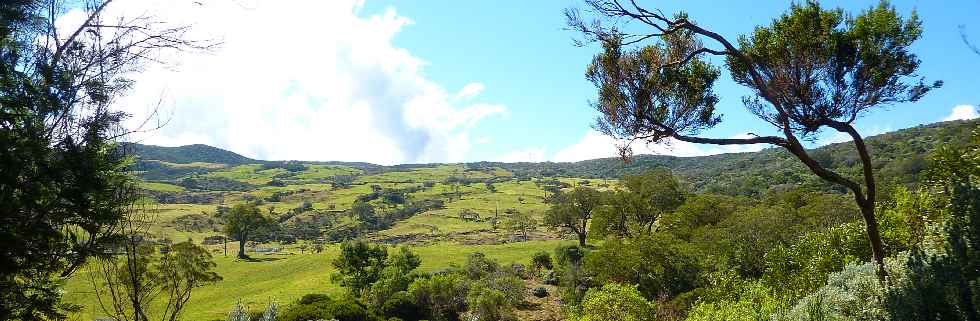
[64,240,571,321]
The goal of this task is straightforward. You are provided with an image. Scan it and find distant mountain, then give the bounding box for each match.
[120,143,257,165]
[125,119,978,195]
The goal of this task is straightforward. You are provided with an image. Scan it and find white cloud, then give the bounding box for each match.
[496,147,547,163]
[454,83,485,101]
[943,104,979,121]
[76,0,504,165]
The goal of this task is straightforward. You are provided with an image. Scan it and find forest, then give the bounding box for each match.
[2,0,979,321]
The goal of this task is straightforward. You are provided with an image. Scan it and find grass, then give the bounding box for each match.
[65,161,586,320]
[63,240,572,321]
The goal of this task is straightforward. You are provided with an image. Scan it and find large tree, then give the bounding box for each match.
[545,187,602,246]
[568,0,939,278]
[222,203,275,259]
[0,1,205,319]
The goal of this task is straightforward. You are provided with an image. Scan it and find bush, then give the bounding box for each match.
[466,285,513,321]
[531,251,553,272]
[782,260,896,321]
[381,291,423,321]
[532,287,548,298]
[280,294,378,321]
[570,283,654,321]
[584,234,699,300]
[408,273,469,321]
[554,244,585,267]
[685,281,788,321]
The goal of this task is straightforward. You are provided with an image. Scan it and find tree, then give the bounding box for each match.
[155,241,223,321]
[223,203,275,259]
[567,0,939,278]
[1,1,207,318]
[592,169,685,238]
[89,210,220,321]
[545,187,601,246]
[350,201,378,230]
[504,210,538,241]
[331,240,388,294]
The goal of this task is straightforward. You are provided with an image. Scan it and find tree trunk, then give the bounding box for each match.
[577,232,587,247]
[860,203,887,279]
[237,233,248,259]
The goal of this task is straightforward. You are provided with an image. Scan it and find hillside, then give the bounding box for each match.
[128,119,979,196]
[60,118,977,321]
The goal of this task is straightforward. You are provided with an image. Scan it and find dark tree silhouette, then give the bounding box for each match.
[1,0,210,318]
[567,0,941,279]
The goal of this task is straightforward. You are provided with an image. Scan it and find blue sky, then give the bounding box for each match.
[99,0,979,164]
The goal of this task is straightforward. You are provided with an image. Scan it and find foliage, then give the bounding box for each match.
[886,184,980,320]
[544,187,602,246]
[762,222,870,299]
[279,294,377,321]
[530,251,553,272]
[408,273,469,321]
[569,283,655,321]
[380,292,423,321]
[684,281,789,321]
[576,0,941,278]
[91,240,221,321]
[363,247,422,310]
[331,240,389,294]
[503,210,537,241]
[584,233,700,300]
[465,285,512,321]
[223,203,277,259]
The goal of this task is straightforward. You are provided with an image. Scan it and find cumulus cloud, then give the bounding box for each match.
[81,0,504,165]
[943,104,979,121]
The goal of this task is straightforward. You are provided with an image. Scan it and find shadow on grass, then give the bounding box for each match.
[237,256,284,262]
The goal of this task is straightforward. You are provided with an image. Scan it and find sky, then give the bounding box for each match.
[66,0,980,165]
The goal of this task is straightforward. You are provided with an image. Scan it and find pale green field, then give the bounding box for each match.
[63,240,572,321]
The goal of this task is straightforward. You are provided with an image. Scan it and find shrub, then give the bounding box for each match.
[531,251,553,272]
[684,281,789,321]
[584,234,699,300]
[570,283,654,321]
[464,252,499,280]
[554,244,586,267]
[782,260,896,321]
[381,291,423,321]
[408,273,469,321]
[280,294,377,321]
[532,287,548,298]
[466,285,513,321]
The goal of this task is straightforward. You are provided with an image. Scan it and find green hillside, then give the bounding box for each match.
[58,119,978,321]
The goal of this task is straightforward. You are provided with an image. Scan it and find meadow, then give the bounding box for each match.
[63,159,583,320]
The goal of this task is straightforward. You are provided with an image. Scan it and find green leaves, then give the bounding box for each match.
[588,33,722,156]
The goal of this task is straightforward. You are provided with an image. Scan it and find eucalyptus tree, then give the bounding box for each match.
[567,0,940,278]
